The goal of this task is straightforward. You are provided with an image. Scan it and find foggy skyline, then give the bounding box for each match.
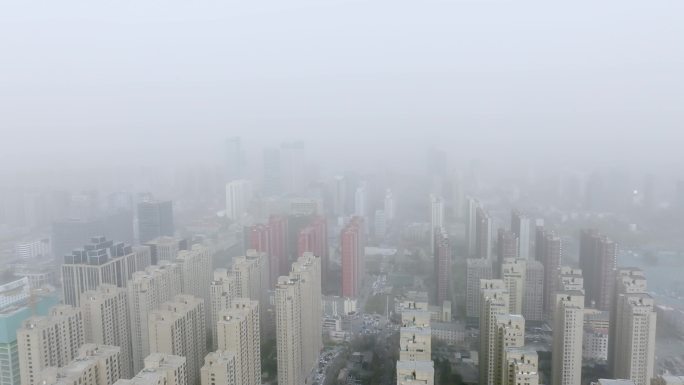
[1,0,683,172]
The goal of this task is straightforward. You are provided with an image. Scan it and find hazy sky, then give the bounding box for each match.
[1,0,682,172]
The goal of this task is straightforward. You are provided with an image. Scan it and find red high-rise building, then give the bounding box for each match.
[268,215,289,279]
[249,224,270,253]
[341,216,365,298]
[434,229,451,305]
[298,216,329,279]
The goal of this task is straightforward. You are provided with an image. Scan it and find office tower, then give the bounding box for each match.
[354,183,368,219]
[36,345,120,385]
[215,300,260,385]
[497,230,518,277]
[466,258,493,318]
[374,210,387,239]
[465,197,478,257]
[579,230,617,310]
[127,263,182,374]
[523,260,544,323]
[144,236,184,265]
[61,237,151,307]
[434,230,451,305]
[176,244,212,333]
[559,267,584,292]
[503,348,539,385]
[223,136,244,182]
[475,206,492,259]
[80,285,133,378]
[0,292,58,385]
[552,291,585,385]
[275,253,322,385]
[583,310,609,362]
[341,217,365,298]
[494,314,525,385]
[209,270,236,350]
[429,195,444,256]
[148,295,206,385]
[612,287,656,384]
[396,361,434,385]
[51,210,135,258]
[137,201,174,244]
[511,210,531,260]
[280,141,306,195]
[538,231,562,317]
[225,180,253,221]
[608,269,648,372]
[384,189,395,222]
[200,351,237,385]
[501,259,526,315]
[17,305,85,385]
[262,147,281,196]
[297,216,329,279]
[479,280,509,385]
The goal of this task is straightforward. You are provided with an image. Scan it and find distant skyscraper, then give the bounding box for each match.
[466,258,493,318]
[475,206,492,259]
[332,176,346,218]
[143,236,184,265]
[384,189,396,222]
[275,253,322,385]
[479,280,509,385]
[341,217,365,298]
[176,244,212,336]
[511,210,531,259]
[433,230,451,305]
[354,183,368,219]
[51,210,135,258]
[552,290,585,385]
[268,215,289,279]
[523,260,544,323]
[280,141,306,195]
[262,147,281,196]
[80,285,133,378]
[137,201,174,244]
[61,237,151,307]
[225,180,253,221]
[36,344,121,385]
[224,136,244,182]
[127,263,182,374]
[538,230,562,317]
[215,300,261,385]
[148,295,207,385]
[429,195,445,256]
[579,230,617,310]
[496,230,518,278]
[374,210,386,239]
[465,197,478,257]
[501,258,526,315]
[231,250,270,332]
[494,314,525,385]
[17,305,85,385]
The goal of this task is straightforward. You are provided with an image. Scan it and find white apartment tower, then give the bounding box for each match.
[466,258,493,318]
[503,348,539,385]
[429,194,445,256]
[80,285,133,378]
[127,262,182,374]
[479,280,510,385]
[148,295,207,385]
[176,244,212,337]
[501,259,526,315]
[17,305,85,385]
[225,180,253,221]
[494,314,525,385]
[36,344,121,385]
[215,299,260,385]
[200,352,237,385]
[552,291,585,385]
[209,269,236,350]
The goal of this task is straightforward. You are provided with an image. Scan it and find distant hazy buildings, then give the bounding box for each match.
[52,210,134,258]
[511,210,531,260]
[537,229,562,317]
[433,230,451,305]
[466,258,493,318]
[341,217,365,298]
[475,206,492,259]
[225,180,253,221]
[580,230,617,310]
[137,201,174,244]
[496,230,518,278]
[523,260,544,323]
[429,195,444,256]
[224,136,244,182]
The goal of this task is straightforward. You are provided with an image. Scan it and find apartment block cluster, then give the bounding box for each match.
[10,233,324,385]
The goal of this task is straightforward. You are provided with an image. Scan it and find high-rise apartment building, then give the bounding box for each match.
[429,195,444,256]
[61,237,151,307]
[36,344,121,385]
[501,259,526,315]
[579,230,617,310]
[538,231,562,317]
[17,305,85,385]
[225,180,253,221]
[209,269,236,350]
[176,244,212,336]
[511,210,530,260]
[523,260,544,323]
[275,253,322,385]
[466,258,493,318]
[341,217,365,298]
[143,237,184,265]
[116,354,186,385]
[396,303,434,385]
[559,267,584,292]
[503,348,539,385]
[479,280,509,385]
[433,230,451,305]
[297,216,329,279]
[608,269,648,374]
[127,263,182,374]
[137,201,174,244]
[268,215,289,279]
[231,250,269,332]
[496,230,518,278]
[80,285,133,378]
[552,291,585,385]
[396,361,434,385]
[200,351,237,385]
[148,295,207,385]
[494,314,525,385]
[215,300,260,385]
[475,206,492,259]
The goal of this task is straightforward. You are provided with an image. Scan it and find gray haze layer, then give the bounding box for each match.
[1,0,682,172]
